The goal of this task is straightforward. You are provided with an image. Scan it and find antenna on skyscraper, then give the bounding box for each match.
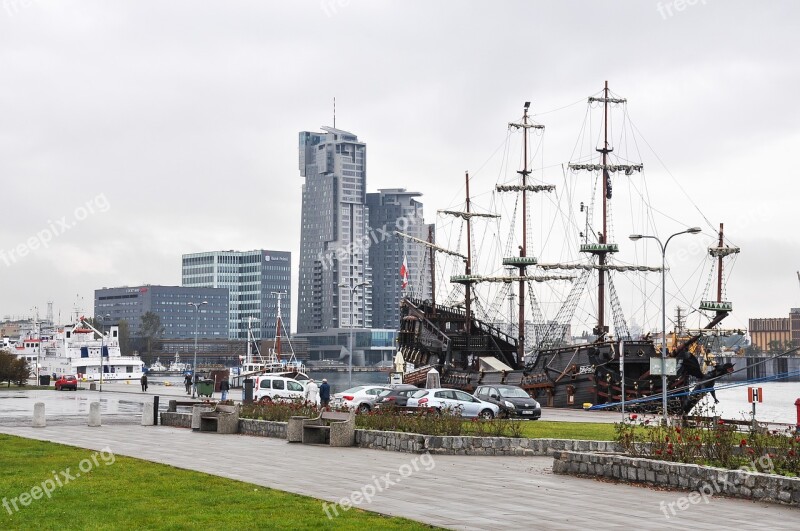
[333,96,336,128]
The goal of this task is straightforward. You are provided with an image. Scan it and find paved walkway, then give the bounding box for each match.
[1,419,796,529]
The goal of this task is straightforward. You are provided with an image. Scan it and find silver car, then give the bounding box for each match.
[406,388,500,419]
[330,385,391,413]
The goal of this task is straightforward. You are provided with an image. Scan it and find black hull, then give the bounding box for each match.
[399,298,710,414]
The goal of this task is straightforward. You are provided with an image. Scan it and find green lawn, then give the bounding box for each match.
[515,420,620,441]
[0,435,437,530]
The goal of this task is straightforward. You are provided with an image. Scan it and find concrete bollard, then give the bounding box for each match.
[168,399,177,413]
[88,401,101,427]
[141,398,155,426]
[33,402,46,428]
[89,383,96,391]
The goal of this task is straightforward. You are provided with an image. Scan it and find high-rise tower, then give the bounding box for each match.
[367,189,433,329]
[298,126,372,333]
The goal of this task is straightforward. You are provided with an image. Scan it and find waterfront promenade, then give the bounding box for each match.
[1,389,797,529]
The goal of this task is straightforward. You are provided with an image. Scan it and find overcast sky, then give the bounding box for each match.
[1,1,798,335]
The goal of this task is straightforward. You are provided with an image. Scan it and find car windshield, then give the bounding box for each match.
[378,389,392,397]
[340,386,365,395]
[498,387,530,398]
[411,390,428,398]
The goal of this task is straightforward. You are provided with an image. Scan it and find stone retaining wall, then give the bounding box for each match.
[355,430,623,456]
[552,450,800,506]
[159,412,287,438]
[160,412,191,428]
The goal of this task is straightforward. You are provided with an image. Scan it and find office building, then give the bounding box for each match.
[94,285,229,339]
[366,188,433,329]
[298,126,372,333]
[182,250,292,340]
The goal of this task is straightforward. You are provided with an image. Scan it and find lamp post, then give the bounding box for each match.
[95,314,110,392]
[188,301,208,399]
[339,281,369,388]
[629,227,701,425]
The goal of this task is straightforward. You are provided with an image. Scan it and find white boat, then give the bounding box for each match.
[12,317,144,381]
[229,296,307,387]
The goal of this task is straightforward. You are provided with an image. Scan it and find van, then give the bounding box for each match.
[253,375,306,403]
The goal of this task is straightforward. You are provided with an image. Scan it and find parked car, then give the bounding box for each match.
[406,388,500,419]
[330,385,391,413]
[473,384,541,419]
[373,384,420,409]
[253,375,306,403]
[54,375,78,391]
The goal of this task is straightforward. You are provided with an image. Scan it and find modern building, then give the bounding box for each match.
[296,328,397,366]
[181,250,292,340]
[367,189,433,329]
[298,126,372,333]
[749,308,800,352]
[94,285,229,339]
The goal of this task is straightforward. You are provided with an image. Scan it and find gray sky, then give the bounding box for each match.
[1,0,798,335]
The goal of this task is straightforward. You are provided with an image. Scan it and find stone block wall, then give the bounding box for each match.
[552,451,800,506]
[355,430,623,456]
[160,412,287,438]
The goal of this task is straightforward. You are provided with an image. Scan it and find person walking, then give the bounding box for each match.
[140,374,148,392]
[184,373,192,395]
[220,378,230,401]
[304,379,319,406]
[319,378,331,409]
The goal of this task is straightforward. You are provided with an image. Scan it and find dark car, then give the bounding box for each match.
[474,384,541,419]
[55,375,79,391]
[374,384,420,409]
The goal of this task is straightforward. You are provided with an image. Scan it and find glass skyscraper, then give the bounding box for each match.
[366,189,433,329]
[182,250,291,340]
[298,126,372,333]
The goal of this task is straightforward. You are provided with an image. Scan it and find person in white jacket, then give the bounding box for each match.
[304,379,320,406]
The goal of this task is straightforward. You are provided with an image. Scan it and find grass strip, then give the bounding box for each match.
[0,434,437,530]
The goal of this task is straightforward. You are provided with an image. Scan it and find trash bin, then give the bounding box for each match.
[197,379,214,398]
[39,375,51,386]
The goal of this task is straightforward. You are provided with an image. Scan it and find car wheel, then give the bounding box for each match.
[258,396,273,404]
[479,409,494,420]
[357,403,371,414]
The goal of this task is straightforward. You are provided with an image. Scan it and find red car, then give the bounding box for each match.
[55,375,79,391]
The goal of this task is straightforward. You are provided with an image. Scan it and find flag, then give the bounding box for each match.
[400,256,409,289]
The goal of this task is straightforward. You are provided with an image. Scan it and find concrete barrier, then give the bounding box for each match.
[191,405,214,431]
[88,401,101,427]
[33,402,46,428]
[141,398,155,426]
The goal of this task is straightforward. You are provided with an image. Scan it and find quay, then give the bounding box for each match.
[1,388,798,529]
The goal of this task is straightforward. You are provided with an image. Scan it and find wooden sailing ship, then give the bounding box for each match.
[397,83,740,414]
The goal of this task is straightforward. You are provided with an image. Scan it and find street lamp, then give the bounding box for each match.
[95,314,110,392]
[188,301,208,399]
[339,281,369,387]
[629,227,702,425]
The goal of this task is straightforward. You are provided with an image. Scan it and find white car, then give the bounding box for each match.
[253,375,306,403]
[406,388,500,419]
[330,385,391,413]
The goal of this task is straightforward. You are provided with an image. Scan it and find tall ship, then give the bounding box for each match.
[397,83,740,414]
[12,316,145,381]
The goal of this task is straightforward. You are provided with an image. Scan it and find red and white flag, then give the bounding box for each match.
[400,256,409,289]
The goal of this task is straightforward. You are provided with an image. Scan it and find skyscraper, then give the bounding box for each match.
[181,250,291,340]
[298,126,372,333]
[367,189,433,329]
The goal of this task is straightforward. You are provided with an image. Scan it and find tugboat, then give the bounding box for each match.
[397,83,740,415]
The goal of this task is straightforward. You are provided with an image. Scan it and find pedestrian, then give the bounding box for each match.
[319,378,331,410]
[184,373,192,395]
[220,378,230,401]
[140,374,148,392]
[304,378,319,406]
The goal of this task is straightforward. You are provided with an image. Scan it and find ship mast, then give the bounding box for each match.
[499,102,551,364]
[464,172,473,334]
[271,291,286,359]
[428,225,436,314]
